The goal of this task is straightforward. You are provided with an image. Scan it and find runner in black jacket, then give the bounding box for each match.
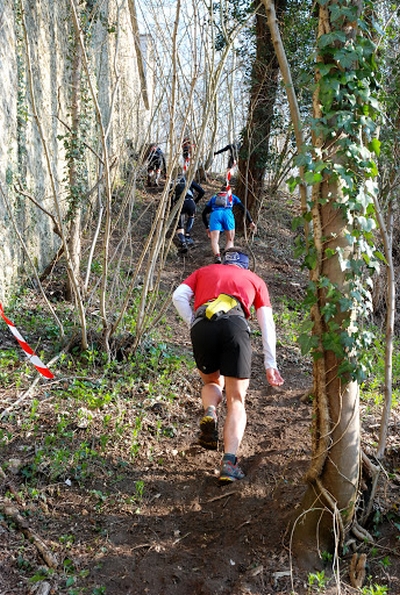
[171,175,205,253]
[146,144,166,186]
[214,143,240,169]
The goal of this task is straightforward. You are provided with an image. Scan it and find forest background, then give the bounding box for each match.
[1,0,400,594]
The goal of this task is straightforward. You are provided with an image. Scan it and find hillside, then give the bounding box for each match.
[0,178,399,595]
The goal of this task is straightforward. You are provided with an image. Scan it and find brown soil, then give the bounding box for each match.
[1,180,400,595]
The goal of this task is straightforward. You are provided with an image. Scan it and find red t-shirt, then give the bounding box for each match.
[182,264,271,318]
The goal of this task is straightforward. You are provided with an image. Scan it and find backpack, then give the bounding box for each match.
[171,177,193,202]
[172,177,185,199]
[214,191,229,207]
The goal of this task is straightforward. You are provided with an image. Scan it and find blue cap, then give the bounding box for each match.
[222,250,249,269]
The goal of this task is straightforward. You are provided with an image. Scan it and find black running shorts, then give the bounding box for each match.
[190,315,252,378]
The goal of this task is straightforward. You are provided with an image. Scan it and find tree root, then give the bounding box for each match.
[1,500,58,568]
[349,552,367,589]
[351,520,373,544]
[358,451,381,526]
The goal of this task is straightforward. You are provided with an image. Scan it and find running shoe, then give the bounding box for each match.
[214,255,222,264]
[178,240,188,254]
[218,459,245,484]
[185,235,195,248]
[199,406,218,450]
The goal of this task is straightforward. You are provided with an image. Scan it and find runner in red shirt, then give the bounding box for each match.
[172,247,284,484]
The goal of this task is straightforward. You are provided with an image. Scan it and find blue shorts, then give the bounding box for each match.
[209,209,235,232]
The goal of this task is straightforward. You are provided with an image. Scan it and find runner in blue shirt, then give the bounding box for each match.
[202,187,256,263]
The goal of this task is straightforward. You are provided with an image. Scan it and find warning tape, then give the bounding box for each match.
[226,162,236,198]
[183,157,190,173]
[0,302,55,379]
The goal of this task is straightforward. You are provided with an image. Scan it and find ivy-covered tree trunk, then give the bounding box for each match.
[292,178,362,566]
[292,0,379,568]
[235,0,287,214]
[65,35,83,302]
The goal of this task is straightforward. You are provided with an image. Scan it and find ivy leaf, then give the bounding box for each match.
[374,250,387,264]
[287,175,301,193]
[340,331,356,351]
[292,216,304,231]
[368,96,380,110]
[329,4,359,22]
[355,215,376,232]
[368,138,381,157]
[338,297,353,312]
[321,302,337,321]
[304,251,318,270]
[365,159,378,178]
[334,165,355,190]
[324,247,336,259]
[297,332,319,356]
[319,31,347,49]
[334,48,359,69]
[318,63,335,77]
[300,319,315,334]
[304,171,323,185]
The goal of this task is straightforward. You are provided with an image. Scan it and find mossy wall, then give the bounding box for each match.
[0,0,152,304]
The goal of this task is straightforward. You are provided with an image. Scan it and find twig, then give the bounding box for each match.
[13,183,62,237]
[237,519,251,530]
[205,489,237,502]
[131,543,153,551]
[0,182,64,336]
[0,378,40,420]
[173,531,191,545]
[351,520,373,544]
[2,500,59,568]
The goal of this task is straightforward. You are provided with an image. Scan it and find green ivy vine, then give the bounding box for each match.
[291,0,383,383]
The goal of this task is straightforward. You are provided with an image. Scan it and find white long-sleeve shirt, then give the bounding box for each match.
[172,283,278,370]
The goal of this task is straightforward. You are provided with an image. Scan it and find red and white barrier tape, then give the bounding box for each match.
[183,157,190,173]
[226,168,232,195]
[226,163,237,202]
[0,302,55,379]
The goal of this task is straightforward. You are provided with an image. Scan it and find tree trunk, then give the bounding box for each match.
[235,0,287,216]
[65,32,82,302]
[292,179,361,566]
[376,103,400,458]
[292,0,369,567]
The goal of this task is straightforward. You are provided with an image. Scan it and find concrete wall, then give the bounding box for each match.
[0,0,152,304]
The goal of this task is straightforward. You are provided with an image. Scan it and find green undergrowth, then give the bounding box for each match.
[275,295,308,347]
[0,297,200,591]
[1,289,397,487]
[360,331,400,409]
[0,289,196,488]
[273,295,400,412]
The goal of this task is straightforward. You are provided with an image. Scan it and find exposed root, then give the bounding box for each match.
[351,520,374,544]
[349,552,367,589]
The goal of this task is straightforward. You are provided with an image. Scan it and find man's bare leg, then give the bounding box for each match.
[209,230,221,257]
[198,370,224,410]
[225,229,235,251]
[197,370,224,450]
[223,377,249,455]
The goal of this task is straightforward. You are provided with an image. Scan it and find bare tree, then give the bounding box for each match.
[235,0,287,214]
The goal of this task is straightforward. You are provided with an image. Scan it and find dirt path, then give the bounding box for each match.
[1,181,399,595]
